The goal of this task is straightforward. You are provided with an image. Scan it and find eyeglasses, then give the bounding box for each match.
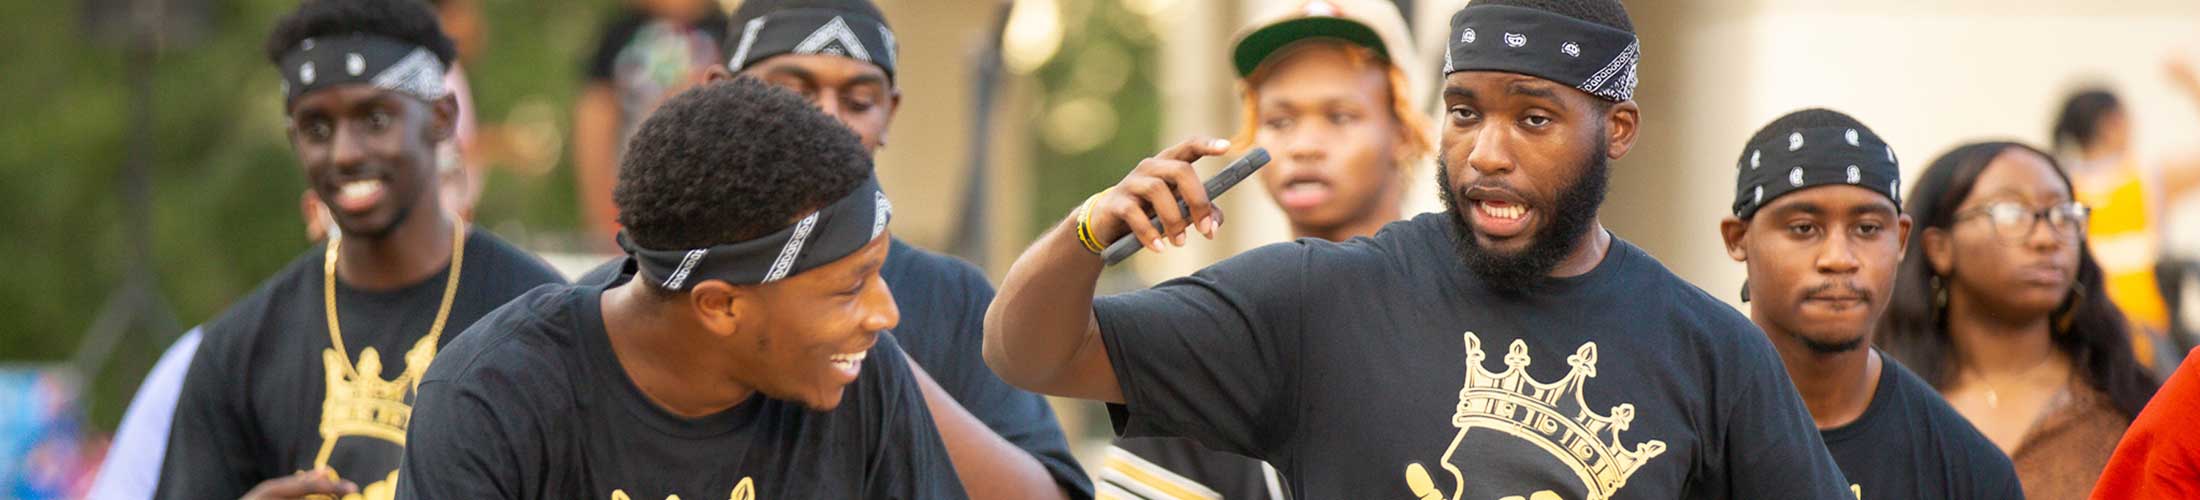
[1953,201,2089,246]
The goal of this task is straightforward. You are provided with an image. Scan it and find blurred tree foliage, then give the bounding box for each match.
[0,0,613,430]
[1025,0,1161,237]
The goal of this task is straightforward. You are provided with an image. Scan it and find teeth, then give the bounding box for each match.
[1479,202,1525,220]
[829,351,868,364]
[340,180,381,198]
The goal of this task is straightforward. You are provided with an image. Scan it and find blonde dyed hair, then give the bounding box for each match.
[1231,39,1432,173]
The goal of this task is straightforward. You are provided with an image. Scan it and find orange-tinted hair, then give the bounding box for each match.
[1231,39,1432,173]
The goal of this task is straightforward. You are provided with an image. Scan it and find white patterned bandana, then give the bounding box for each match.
[278,33,448,105]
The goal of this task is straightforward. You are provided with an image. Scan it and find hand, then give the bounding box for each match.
[240,468,357,500]
[2169,55,2200,96]
[1084,137,1233,254]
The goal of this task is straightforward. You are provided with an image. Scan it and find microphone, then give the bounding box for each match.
[1102,148,1272,266]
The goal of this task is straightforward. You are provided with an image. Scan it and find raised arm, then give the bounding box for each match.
[981,137,1232,402]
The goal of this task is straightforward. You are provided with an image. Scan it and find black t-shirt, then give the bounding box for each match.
[1094,213,1852,499]
[577,238,1095,497]
[394,282,967,499]
[1822,352,2023,499]
[155,229,565,499]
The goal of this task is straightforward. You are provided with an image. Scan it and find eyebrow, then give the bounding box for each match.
[1771,201,1825,217]
[1443,86,1476,102]
[1851,202,1898,217]
[762,65,817,83]
[844,73,888,89]
[1506,82,1560,101]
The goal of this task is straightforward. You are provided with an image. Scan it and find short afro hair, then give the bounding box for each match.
[615,78,873,250]
[1467,0,1633,33]
[264,0,457,67]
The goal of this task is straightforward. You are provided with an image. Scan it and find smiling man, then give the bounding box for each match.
[571,1,1093,498]
[395,79,965,499]
[155,1,566,498]
[981,0,1853,498]
[1720,109,2021,499]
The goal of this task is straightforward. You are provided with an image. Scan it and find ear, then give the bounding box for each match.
[704,65,736,84]
[1603,99,1639,161]
[1895,214,1915,256]
[686,280,750,338]
[881,88,903,147]
[429,94,460,143]
[1922,226,1953,277]
[1720,216,1749,262]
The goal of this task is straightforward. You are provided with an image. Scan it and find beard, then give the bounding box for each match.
[1435,144,1610,294]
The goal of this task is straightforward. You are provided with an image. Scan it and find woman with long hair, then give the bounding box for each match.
[1878,141,2160,499]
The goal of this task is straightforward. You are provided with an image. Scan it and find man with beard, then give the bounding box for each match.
[156,0,566,497]
[981,0,1852,498]
[1101,1,1428,497]
[1719,109,2021,499]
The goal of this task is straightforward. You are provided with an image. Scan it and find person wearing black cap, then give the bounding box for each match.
[982,0,1853,498]
[1719,109,2021,499]
[574,1,1092,498]
[154,0,568,498]
[396,79,967,499]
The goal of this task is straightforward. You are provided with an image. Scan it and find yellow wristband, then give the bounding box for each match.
[1075,188,1111,254]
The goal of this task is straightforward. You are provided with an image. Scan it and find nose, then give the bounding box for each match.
[1464,122,1515,177]
[2024,214,2069,254]
[1815,231,1861,276]
[1282,120,1330,166]
[328,119,369,172]
[858,272,900,333]
[812,89,849,123]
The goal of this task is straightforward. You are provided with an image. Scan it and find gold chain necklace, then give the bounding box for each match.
[322,220,466,377]
[1966,352,2063,410]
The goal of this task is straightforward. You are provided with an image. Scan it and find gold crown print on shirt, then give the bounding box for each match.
[1403,332,1667,500]
[312,333,438,500]
[610,477,757,500]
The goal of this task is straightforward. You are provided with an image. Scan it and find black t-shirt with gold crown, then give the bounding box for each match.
[392,282,967,500]
[155,229,565,499]
[1095,213,1853,499]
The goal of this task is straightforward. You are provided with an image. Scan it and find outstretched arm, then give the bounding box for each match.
[982,137,1233,402]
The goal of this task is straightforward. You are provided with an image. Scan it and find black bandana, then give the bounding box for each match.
[1730,126,1903,219]
[619,178,892,290]
[726,8,897,81]
[277,33,447,105]
[1442,4,1639,102]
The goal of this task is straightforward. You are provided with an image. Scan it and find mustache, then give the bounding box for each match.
[1799,281,1873,302]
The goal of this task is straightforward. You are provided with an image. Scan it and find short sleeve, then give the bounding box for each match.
[1092,242,1312,459]
[153,325,261,500]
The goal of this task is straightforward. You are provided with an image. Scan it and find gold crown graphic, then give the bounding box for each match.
[319,334,437,448]
[1450,332,1666,498]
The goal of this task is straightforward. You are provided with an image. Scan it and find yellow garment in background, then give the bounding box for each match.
[2073,159,2169,368]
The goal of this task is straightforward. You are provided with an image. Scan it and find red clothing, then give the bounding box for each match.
[2092,348,2200,499]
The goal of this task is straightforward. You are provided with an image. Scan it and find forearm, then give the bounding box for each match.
[906,356,1071,500]
[982,214,1118,402]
